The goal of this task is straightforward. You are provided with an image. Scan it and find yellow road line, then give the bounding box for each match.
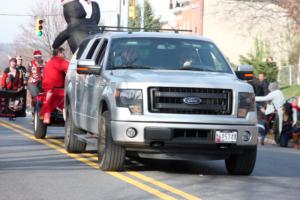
[0,122,99,169]
[0,121,99,160]
[0,121,177,200]
[127,172,200,200]
[1,120,201,200]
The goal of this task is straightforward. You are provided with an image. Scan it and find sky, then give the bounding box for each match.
[0,0,170,44]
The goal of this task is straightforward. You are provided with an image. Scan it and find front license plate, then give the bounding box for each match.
[215,131,237,143]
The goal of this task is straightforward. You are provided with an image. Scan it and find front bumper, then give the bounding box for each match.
[111,121,258,148]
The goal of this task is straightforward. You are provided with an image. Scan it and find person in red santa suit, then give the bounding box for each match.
[1,57,24,120]
[26,50,44,120]
[41,47,69,123]
[1,57,23,91]
[27,50,44,97]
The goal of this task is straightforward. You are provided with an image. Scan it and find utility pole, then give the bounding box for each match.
[117,0,122,28]
[140,0,145,29]
[289,64,293,86]
[123,0,129,27]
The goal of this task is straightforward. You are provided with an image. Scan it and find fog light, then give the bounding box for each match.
[242,131,251,142]
[126,128,137,138]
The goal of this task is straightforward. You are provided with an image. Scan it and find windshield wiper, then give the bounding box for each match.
[108,64,154,70]
[180,66,214,72]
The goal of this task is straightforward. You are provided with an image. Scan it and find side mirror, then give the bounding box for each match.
[235,65,254,81]
[77,60,100,75]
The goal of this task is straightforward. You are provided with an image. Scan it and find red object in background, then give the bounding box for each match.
[1,67,23,90]
[28,59,43,84]
[38,88,64,124]
[33,50,42,57]
[42,56,69,91]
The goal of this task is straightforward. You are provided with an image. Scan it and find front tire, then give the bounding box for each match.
[98,111,125,171]
[225,147,257,175]
[64,106,86,153]
[33,105,47,139]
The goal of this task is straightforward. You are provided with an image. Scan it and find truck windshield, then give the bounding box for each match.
[107,37,232,73]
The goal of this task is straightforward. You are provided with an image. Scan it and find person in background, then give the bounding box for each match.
[279,103,296,147]
[255,73,269,96]
[290,97,300,149]
[1,57,23,91]
[256,82,286,138]
[1,57,24,121]
[27,50,44,98]
[257,108,268,145]
[26,50,44,120]
[16,55,27,87]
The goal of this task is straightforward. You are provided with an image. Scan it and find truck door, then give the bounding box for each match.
[74,38,94,129]
[84,39,108,133]
[76,38,101,131]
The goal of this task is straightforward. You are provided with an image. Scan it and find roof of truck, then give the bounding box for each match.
[93,31,213,42]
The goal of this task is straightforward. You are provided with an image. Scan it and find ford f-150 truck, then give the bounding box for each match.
[64,32,258,175]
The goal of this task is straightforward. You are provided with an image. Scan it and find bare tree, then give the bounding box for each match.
[0,44,15,71]
[213,0,300,80]
[13,0,70,62]
[217,0,300,30]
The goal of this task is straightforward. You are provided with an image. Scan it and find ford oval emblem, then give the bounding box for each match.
[183,96,202,105]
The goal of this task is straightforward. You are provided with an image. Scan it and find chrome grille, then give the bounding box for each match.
[148,87,232,115]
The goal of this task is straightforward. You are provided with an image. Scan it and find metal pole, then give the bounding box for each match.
[117,0,121,28]
[141,0,145,29]
[123,0,129,27]
[289,64,292,86]
[298,56,300,84]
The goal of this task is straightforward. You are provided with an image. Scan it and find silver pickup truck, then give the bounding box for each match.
[64,32,258,175]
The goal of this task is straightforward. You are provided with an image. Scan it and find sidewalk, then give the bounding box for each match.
[261,133,299,149]
[263,137,277,145]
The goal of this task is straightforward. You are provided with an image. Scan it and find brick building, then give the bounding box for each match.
[168,0,204,35]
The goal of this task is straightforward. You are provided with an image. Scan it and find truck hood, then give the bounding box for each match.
[108,69,252,91]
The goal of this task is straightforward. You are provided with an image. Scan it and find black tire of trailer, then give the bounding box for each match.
[64,105,86,153]
[33,105,47,139]
[225,146,257,175]
[98,110,125,171]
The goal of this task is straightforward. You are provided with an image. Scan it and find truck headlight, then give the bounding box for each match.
[238,92,255,118]
[115,89,143,115]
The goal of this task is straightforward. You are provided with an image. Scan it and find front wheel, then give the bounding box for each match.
[64,106,86,153]
[225,147,257,175]
[33,105,47,139]
[98,111,125,171]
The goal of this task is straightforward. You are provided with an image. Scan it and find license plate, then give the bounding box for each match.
[215,131,237,143]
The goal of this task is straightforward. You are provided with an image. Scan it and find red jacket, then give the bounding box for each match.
[28,59,44,84]
[42,56,69,91]
[1,67,23,90]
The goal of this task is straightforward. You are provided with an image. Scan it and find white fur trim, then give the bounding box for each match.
[61,0,76,5]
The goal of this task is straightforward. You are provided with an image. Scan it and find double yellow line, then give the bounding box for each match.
[0,120,201,200]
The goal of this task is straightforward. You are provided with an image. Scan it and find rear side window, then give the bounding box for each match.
[86,39,101,59]
[76,39,91,59]
[95,39,108,65]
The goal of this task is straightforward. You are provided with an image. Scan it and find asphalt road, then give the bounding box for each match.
[1,117,300,200]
